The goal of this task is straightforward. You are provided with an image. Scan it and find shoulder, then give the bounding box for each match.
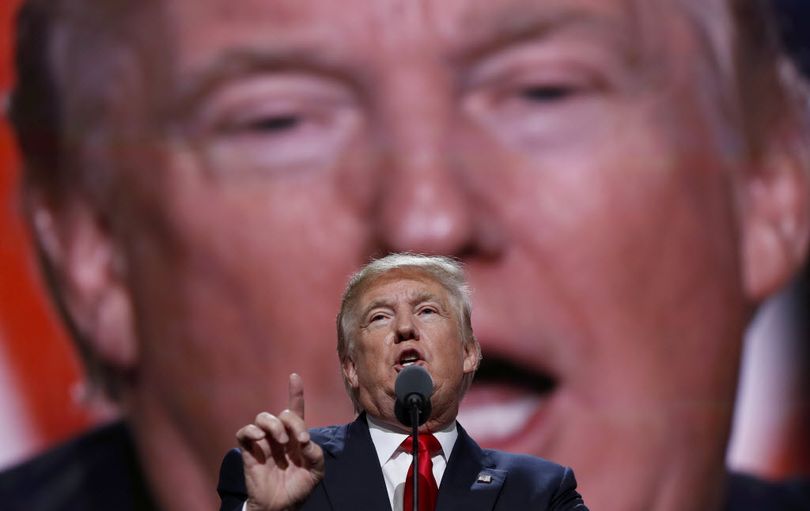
[454,422,584,505]
[482,448,572,484]
[308,418,367,457]
[725,472,810,511]
[309,423,348,446]
[474,448,587,509]
[0,420,155,511]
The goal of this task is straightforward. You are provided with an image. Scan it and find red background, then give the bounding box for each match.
[0,0,95,461]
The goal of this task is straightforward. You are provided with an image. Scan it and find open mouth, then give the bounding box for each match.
[459,352,557,447]
[395,348,424,370]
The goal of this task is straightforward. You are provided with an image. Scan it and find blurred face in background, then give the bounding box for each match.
[49,0,806,510]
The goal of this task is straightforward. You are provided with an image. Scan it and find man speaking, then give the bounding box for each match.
[217,254,588,511]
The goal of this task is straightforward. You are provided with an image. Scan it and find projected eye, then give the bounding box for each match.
[460,34,617,152]
[519,84,578,103]
[462,59,609,152]
[239,114,302,133]
[217,105,324,141]
[190,73,361,178]
[497,73,592,112]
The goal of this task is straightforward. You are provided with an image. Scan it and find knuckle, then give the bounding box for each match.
[256,412,281,430]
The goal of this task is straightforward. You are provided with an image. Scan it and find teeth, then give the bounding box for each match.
[402,361,416,367]
[458,396,540,441]
[400,355,420,364]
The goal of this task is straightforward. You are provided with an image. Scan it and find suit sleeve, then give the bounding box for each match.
[217,448,248,511]
[550,466,589,511]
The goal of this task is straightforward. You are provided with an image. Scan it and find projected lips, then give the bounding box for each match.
[458,353,557,448]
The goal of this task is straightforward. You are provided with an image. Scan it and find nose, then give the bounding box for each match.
[370,68,477,257]
[395,313,419,343]
[374,150,476,256]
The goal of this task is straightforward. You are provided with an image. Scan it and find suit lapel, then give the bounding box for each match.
[436,423,506,511]
[320,413,392,511]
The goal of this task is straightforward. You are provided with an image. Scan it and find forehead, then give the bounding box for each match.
[357,269,450,306]
[156,0,704,82]
[164,0,635,43]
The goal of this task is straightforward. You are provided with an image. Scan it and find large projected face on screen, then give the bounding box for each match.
[14,0,809,509]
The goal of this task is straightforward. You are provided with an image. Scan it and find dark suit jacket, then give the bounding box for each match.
[0,421,156,511]
[218,414,588,511]
[723,472,810,511]
[0,418,807,511]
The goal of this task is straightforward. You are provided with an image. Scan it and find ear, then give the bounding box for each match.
[739,137,810,301]
[28,191,138,371]
[341,356,359,389]
[462,339,480,374]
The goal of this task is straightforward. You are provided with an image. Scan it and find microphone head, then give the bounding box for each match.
[394,365,434,427]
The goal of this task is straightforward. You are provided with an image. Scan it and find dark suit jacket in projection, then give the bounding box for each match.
[0,421,156,511]
[217,413,589,511]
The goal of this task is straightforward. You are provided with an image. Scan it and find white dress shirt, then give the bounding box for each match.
[367,415,457,511]
[240,415,458,511]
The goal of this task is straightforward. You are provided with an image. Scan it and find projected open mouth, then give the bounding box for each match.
[458,352,557,448]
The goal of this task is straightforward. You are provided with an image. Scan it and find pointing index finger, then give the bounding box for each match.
[288,372,305,420]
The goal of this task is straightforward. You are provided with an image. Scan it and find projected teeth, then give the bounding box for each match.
[459,395,541,442]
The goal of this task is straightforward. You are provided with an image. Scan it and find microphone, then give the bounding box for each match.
[394,365,434,511]
[394,365,434,427]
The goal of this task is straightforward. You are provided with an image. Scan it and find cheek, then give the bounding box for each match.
[351,335,386,370]
[117,150,371,429]
[471,99,744,401]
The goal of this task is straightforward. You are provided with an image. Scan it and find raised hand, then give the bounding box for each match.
[236,373,325,511]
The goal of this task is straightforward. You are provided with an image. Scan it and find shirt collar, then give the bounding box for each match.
[366,415,458,466]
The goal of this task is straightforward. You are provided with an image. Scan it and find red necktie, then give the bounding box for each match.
[401,433,441,511]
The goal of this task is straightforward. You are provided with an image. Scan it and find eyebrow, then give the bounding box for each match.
[360,291,443,319]
[164,2,643,122]
[446,4,640,69]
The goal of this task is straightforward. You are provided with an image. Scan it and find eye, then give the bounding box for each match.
[218,108,310,138]
[418,306,438,316]
[368,311,391,324]
[238,114,302,134]
[519,84,577,103]
[187,73,361,176]
[462,67,604,150]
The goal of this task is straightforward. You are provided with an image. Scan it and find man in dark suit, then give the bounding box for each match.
[217,254,588,511]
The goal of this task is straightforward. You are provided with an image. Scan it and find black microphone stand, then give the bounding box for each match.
[409,396,420,511]
[395,366,433,511]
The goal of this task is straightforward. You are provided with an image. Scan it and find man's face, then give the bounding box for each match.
[102,0,758,508]
[342,269,478,431]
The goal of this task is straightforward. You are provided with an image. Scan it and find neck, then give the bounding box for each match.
[365,410,456,434]
[125,392,218,511]
[647,453,729,511]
